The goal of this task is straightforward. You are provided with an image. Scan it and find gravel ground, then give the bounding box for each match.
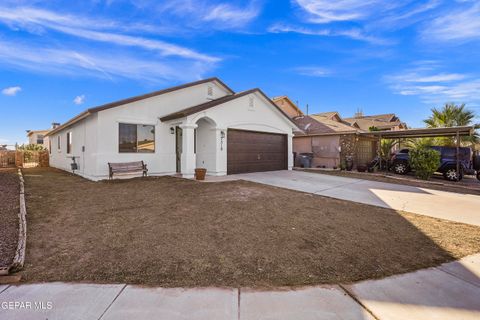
[0,168,19,267]
[21,167,480,287]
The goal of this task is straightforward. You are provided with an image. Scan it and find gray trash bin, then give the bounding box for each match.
[298,153,314,168]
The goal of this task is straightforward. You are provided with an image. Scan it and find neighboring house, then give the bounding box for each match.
[45,78,299,181]
[26,123,60,149]
[273,97,379,168]
[343,112,407,131]
[26,130,49,147]
[272,96,304,118]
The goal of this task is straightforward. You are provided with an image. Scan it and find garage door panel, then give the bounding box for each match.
[227,129,287,174]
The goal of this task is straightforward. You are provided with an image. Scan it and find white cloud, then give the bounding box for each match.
[386,65,480,104]
[156,0,260,29]
[390,72,467,83]
[0,40,214,82]
[203,3,260,28]
[286,0,441,43]
[0,6,220,82]
[73,94,85,105]
[294,66,331,77]
[1,86,22,96]
[293,0,387,24]
[422,2,480,42]
[0,6,218,63]
[268,23,390,45]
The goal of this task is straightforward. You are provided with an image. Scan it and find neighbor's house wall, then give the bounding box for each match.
[49,81,231,180]
[28,131,49,148]
[293,135,341,168]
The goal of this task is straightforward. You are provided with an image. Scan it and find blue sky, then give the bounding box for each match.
[1,0,480,145]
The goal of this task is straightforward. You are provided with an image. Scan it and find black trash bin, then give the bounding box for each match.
[297,153,314,168]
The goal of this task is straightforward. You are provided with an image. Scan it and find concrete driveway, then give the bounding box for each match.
[235,170,480,226]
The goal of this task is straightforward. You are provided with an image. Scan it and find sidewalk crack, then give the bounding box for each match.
[0,285,10,295]
[97,284,127,320]
[237,288,241,320]
[338,284,381,320]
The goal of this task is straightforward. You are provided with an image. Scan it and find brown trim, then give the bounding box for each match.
[46,77,234,137]
[160,88,300,130]
[294,131,358,137]
[359,126,474,139]
[89,78,233,114]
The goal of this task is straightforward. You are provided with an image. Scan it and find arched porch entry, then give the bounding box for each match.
[195,117,217,173]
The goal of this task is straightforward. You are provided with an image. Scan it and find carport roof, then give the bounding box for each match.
[359,126,474,139]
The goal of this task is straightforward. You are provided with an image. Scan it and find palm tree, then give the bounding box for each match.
[380,139,398,159]
[423,103,479,148]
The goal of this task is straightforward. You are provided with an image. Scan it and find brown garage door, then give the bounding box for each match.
[227,129,287,174]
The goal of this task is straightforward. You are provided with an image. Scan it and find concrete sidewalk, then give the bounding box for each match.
[1,254,479,320]
[235,170,480,226]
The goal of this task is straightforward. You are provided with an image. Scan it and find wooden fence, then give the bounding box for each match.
[0,150,49,168]
[0,150,16,168]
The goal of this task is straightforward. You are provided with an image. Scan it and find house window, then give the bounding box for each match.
[49,139,51,154]
[66,132,72,154]
[36,134,44,144]
[119,123,155,153]
[207,86,213,97]
[57,135,61,150]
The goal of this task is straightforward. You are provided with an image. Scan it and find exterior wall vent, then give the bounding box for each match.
[248,96,255,108]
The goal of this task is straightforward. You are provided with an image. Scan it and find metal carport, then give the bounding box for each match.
[359,126,475,181]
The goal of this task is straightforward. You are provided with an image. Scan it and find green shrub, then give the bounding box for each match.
[410,148,440,180]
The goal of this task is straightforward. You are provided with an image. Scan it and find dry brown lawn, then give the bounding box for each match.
[20,167,480,287]
[0,168,19,268]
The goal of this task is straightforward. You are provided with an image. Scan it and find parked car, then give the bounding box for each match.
[390,146,480,181]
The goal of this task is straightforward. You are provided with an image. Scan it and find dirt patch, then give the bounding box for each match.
[0,168,19,267]
[22,167,480,287]
[302,169,480,196]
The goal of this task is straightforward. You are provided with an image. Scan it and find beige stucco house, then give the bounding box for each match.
[26,129,49,147]
[273,97,405,169]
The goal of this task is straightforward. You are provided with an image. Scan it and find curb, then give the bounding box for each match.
[9,168,27,274]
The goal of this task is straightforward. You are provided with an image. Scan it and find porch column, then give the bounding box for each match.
[180,123,197,178]
[214,127,227,176]
[287,133,293,170]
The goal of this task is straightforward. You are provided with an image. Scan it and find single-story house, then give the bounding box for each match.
[45,78,299,180]
[273,97,390,168]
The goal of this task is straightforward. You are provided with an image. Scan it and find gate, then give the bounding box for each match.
[23,151,40,168]
[356,139,376,166]
[0,150,16,168]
